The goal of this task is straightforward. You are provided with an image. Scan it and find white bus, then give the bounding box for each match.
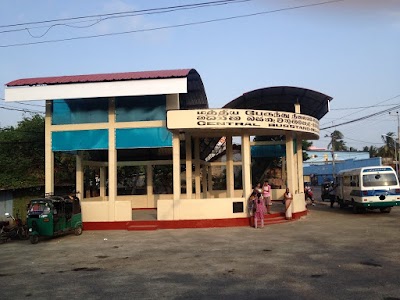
[336,166,400,213]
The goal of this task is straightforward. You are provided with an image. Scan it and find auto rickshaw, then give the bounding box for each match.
[27,195,83,244]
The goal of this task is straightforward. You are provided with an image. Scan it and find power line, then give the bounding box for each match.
[331,103,400,110]
[2,0,251,38]
[1,97,45,108]
[324,94,400,126]
[0,105,44,114]
[0,0,248,28]
[0,0,345,48]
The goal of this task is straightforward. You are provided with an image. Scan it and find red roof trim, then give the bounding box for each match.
[6,69,193,87]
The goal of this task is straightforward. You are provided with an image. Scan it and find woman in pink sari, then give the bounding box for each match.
[254,193,266,228]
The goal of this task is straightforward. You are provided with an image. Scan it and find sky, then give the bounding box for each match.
[0,0,399,150]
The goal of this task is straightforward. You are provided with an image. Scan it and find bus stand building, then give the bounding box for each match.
[4,69,332,229]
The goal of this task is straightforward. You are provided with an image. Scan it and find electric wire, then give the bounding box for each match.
[21,0,252,38]
[0,0,345,48]
[0,0,249,29]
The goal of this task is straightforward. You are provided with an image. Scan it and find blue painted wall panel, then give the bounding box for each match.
[52,130,108,151]
[115,95,166,122]
[116,127,172,149]
[251,145,286,158]
[52,99,108,125]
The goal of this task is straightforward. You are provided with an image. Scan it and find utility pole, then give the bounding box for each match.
[389,111,400,176]
[325,133,336,183]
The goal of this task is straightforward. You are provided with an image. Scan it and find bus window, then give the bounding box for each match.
[362,173,398,187]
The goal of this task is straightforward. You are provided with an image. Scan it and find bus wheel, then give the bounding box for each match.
[380,207,392,213]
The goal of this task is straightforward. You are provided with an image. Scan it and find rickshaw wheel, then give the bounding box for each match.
[30,235,39,244]
[74,225,83,236]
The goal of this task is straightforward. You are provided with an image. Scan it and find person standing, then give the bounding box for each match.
[253,183,262,194]
[284,188,293,220]
[262,181,272,214]
[329,184,337,208]
[248,192,257,217]
[254,193,266,229]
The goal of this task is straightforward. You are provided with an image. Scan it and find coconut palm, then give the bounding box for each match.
[380,132,397,158]
[327,130,348,151]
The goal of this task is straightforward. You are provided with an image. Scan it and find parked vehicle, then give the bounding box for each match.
[0,213,29,243]
[27,195,83,244]
[321,181,333,201]
[336,166,400,213]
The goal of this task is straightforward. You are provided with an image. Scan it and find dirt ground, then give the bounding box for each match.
[1,199,400,300]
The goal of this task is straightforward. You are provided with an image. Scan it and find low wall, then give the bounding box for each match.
[157,197,247,221]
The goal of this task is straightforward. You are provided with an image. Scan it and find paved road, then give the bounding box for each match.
[1,201,400,300]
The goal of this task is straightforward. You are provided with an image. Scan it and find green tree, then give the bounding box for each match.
[302,140,313,161]
[0,115,45,189]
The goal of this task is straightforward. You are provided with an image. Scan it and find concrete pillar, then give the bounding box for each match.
[100,166,106,199]
[108,97,116,221]
[194,137,201,199]
[185,133,193,199]
[285,133,296,219]
[45,100,54,195]
[241,134,252,200]
[226,135,234,198]
[76,151,84,199]
[166,94,180,111]
[172,132,181,219]
[202,163,208,198]
[294,103,302,194]
[297,134,304,194]
[286,133,296,193]
[146,164,153,207]
[208,165,213,196]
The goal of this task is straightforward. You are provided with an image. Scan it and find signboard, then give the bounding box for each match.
[167,109,319,136]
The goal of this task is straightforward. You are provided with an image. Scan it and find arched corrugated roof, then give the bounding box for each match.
[223,86,332,120]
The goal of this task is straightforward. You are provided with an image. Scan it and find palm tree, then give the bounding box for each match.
[363,145,379,157]
[380,132,396,158]
[327,130,348,151]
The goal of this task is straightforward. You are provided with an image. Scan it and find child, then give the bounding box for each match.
[262,181,272,213]
[248,192,257,216]
[254,193,266,229]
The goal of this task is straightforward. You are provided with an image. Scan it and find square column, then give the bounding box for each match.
[226,135,234,198]
[285,133,296,193]
[172,132,181,219]
[146,164,153,207]
[108,97,116,221]
[185,134,193,199]
[296,134,304,194]
[194,137,201,199]
[99,166,106,198]
[76,151,84,199]
[241,134,252,200]
[45,100,54,195]
[202,163,208,198]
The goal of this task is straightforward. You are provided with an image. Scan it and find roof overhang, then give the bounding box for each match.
[4,69,208,108]
[5,77,188,102]
[224,86,333,120]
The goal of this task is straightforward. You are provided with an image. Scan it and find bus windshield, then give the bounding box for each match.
[362,173,398,187]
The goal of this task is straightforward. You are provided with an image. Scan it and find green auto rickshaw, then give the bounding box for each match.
[27,195,83,244]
